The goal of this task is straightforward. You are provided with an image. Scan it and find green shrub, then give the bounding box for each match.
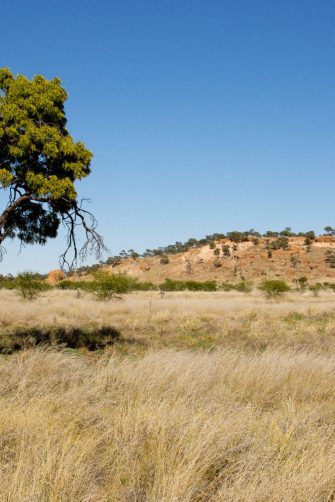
[92,272,137,300]
[309,283,323,297]
[16,271,50,301]
[219,281,252,293]
[159,279,217,292]
[0,275,16,290]
[271,237,289,250]
[234,281,252,293]
[258,280,290,297]
[323,282,335,292]
[220,282,235,292]
[133,281,157,291]
[294,276,308,291]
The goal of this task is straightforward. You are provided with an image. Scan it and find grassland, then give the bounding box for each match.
[1,289,335,500]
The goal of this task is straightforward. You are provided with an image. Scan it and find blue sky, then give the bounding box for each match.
[1,0,335,273]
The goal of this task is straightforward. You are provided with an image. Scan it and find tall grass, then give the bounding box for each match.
[0,348,334,500]
[0,290,335,500]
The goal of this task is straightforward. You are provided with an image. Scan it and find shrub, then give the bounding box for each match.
[92,272,136,300]
[160,255,170,265]
[309,283,323,297]
[159,279,217,292]
[323,282,335,292]
[219,281,252,293]
[325,250,335,268]
[271,237,289,250]
[16,271,50,301]
[294,276,308,291]
[234,281,252,293]
[258,280,290,297]
[290,255,300,268]
[226,231,245,243]
[133,281,157,291]
[0,274,16,290]
[222,245,230,257]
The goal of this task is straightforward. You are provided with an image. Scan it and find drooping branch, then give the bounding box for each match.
[0,193,107,271]
[59,199,108,270]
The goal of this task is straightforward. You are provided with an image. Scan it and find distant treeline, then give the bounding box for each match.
[94,226,335,270]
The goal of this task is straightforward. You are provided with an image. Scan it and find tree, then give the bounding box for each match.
[324,226,335,236]
[258,280,290,297]
[0,68,105,268]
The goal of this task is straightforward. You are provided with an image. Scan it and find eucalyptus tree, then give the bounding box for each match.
[0,68,105,268]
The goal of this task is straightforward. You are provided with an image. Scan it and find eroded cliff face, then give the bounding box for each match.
[105,236,335,284]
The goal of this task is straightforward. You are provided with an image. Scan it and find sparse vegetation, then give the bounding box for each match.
[100,228,328,266]
[325,250,335,268]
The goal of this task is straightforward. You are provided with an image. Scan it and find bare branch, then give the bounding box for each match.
[59,200,108,271]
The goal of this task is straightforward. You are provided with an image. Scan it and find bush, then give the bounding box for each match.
[323,282,335,292]
[271,237,289,250]
[219,281,252,293]
[0,275,16,290]
[159,279,217,292]
[325,251,335,268]
[258,280,290,297]
[16,271,50,301]
[92,272,137,300]
[133,281,157,291]
[160,255,170,265]
[234,281,252,293]
[294,276,308,291]
[222,245,231,257]
[309,283,323,297]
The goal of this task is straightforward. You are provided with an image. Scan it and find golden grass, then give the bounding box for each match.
[1,289,335,353]
[1,290,335,500]
[0,348,335,500]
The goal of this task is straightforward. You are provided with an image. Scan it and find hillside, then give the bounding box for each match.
[104,236,335,284]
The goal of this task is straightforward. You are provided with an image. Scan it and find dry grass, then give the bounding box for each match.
[1,289,335,353]
[0,348,335,500]
[1,290,335,500]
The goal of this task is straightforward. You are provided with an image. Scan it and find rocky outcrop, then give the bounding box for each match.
[47,269,66,284]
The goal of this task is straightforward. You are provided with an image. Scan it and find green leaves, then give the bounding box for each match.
[0,68,92,195]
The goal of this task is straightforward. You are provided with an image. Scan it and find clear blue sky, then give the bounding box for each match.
[1,0,335,274]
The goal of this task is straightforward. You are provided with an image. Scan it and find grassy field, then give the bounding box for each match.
[0,289,335,500]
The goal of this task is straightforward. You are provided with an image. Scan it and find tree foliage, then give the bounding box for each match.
[0,68,105,268]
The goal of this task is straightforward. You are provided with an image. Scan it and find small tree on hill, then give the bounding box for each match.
[324,226,334,236]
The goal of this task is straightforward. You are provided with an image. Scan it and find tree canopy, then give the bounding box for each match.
[0,68,105,268]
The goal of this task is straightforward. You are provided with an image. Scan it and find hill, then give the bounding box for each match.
[103,235,335,284]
